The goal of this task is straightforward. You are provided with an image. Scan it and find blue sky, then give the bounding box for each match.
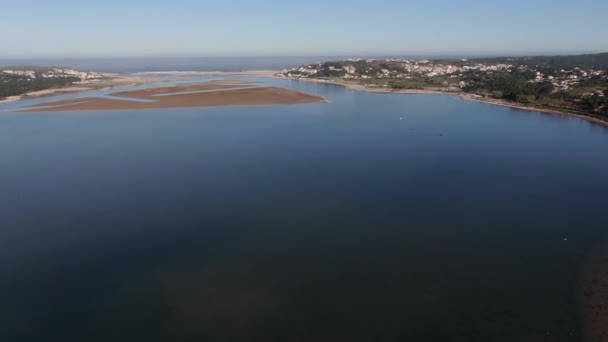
[1,0,607,58]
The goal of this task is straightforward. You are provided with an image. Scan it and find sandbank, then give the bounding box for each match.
[19,86,327,113]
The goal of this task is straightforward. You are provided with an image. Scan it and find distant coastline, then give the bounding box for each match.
[3,67,607,128]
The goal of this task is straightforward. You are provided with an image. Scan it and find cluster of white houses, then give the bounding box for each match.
[531,68,607,91]
[278,59,515,80]
[278,59,607,94]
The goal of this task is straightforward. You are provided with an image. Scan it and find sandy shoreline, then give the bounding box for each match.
[0,87,93,104]
[459,94,608,128]
[286,78,608,127]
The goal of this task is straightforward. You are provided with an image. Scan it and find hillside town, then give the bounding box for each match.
[279,58,512,80]
[277,58,607,94]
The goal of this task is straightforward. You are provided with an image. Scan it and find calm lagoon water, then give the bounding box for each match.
[1,78,608,341]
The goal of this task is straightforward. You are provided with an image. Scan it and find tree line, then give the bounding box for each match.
[0,73,80,98]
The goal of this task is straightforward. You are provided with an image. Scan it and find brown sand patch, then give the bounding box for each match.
[20,87,327,113]
[580,241,608,341]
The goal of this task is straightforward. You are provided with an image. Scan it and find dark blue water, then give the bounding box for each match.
[1,79,608,341]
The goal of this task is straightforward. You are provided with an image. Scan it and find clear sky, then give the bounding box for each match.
[2,0,607,58]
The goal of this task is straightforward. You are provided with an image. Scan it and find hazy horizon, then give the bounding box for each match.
[2,52,607,73]
[2,0,607,59]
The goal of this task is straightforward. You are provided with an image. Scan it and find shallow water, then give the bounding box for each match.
[0,78,224,113]
[1,78,608,341]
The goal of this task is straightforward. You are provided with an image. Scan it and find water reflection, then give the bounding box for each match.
[1,79,608,341]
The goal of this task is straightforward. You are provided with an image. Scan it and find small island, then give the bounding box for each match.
[277,53,608,123]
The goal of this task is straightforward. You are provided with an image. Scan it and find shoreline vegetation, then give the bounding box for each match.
[288,77,608,127]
